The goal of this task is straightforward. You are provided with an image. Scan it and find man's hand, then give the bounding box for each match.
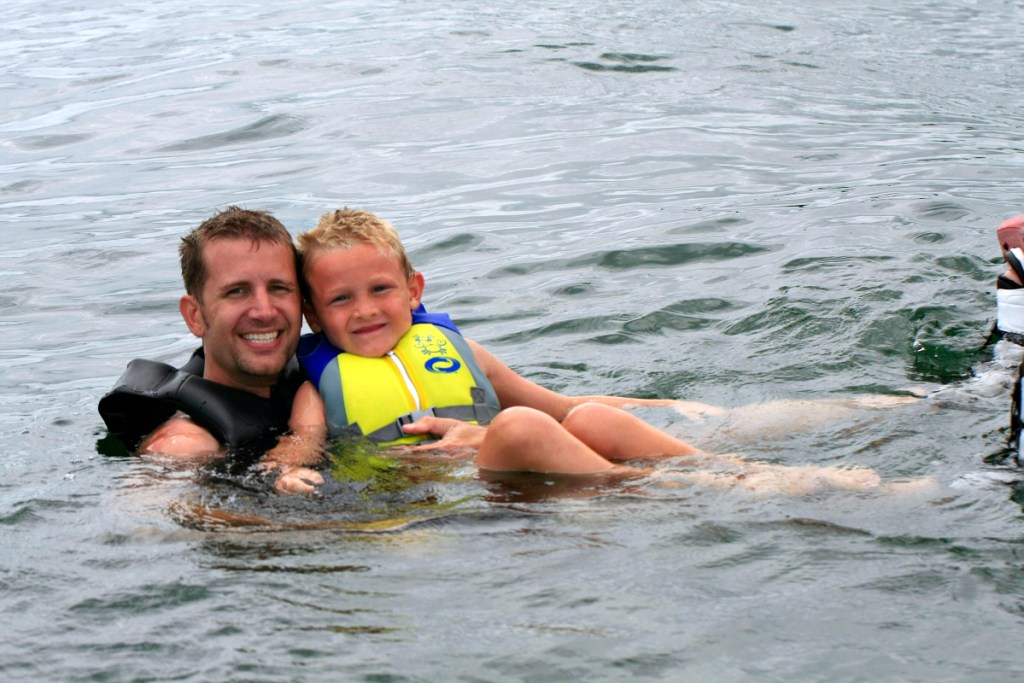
[272,465,324,495]
[402,416,487,450]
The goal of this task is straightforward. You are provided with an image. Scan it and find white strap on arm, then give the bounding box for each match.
[998,288,1024,335]
[999,248,1024,335]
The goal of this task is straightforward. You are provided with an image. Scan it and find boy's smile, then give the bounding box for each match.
[303,242,425,358]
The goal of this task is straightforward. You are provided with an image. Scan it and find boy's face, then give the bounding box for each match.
[303,242,424,358]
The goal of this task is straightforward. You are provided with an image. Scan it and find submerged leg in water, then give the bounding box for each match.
[660,457,936,496]
[668,394,922,443]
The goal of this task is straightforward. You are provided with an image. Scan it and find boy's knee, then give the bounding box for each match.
[489,406,555,443]
[563,402,616,430]
[478,407,566,471]
[487,406,580,455]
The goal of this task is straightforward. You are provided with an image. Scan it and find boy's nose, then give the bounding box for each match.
[352,295,377,318]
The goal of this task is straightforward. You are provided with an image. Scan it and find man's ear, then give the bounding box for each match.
[408,271,425,310]
[303,301,322,333]
[179,295,207,338]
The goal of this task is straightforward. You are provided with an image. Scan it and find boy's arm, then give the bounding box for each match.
[259,381,328,494]
[403,416,488,450]
[467,339,723,420]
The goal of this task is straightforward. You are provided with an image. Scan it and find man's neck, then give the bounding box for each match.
[202,368,274,398]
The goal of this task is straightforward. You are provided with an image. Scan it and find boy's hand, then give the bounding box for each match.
[403,416,487,450]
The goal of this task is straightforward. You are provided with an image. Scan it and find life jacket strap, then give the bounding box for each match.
[1006,247,1024,283]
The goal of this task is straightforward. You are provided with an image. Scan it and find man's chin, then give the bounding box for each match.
[238,357,291,386]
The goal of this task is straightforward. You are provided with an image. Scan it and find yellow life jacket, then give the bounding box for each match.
[308,323,501,446]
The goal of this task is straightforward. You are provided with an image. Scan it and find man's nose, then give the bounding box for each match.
[250,288,276,318]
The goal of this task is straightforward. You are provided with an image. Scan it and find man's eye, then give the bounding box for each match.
[226,287,245,297]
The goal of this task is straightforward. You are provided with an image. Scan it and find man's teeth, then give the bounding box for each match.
[244,332,278,343]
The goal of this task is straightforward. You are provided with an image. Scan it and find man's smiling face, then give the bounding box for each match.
[180,237,301,396]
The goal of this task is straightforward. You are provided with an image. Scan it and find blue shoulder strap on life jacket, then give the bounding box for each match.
[297,333,337,389]
[410,304,461,334]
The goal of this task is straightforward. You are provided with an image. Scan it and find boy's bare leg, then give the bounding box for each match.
[562,402,700,460]
[475,406,618,474]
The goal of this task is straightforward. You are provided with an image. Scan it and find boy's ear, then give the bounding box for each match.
[302,301,322,333]
[179,295,207,338]
[408,272,425,309]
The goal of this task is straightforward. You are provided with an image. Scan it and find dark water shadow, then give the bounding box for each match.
[572,52,677,73]
[159,114,307,152]
[485,241,776,281]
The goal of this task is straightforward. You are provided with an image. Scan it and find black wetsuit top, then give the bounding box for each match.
[98,348,304,459]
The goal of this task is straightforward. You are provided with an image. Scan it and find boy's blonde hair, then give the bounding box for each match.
[296,208,415,295]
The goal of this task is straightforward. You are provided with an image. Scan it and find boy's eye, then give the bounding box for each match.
[372,284,392,294]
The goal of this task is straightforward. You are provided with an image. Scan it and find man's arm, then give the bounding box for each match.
[138,390,326,495]
[137,412,224,462]
[258,381,327,494]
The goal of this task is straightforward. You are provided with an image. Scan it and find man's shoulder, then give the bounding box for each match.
[137,412,224,462]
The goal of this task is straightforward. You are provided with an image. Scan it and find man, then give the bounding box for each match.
[995,215,1024,464]
[99,207,323,493]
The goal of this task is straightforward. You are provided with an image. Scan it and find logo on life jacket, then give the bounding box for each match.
[414,332,462,374]
[425,357,461,374]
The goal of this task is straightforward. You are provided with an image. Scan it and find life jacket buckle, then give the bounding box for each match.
[396,408,437,427]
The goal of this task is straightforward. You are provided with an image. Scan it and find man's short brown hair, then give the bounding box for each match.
[179,206,296,300]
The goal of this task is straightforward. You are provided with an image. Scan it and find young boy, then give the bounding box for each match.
[290,208,920,493]
[294,208,703,475]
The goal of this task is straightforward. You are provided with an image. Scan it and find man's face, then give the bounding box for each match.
[179,238,301,396]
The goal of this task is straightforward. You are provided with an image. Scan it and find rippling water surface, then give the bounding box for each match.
[4,0,1024,680]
